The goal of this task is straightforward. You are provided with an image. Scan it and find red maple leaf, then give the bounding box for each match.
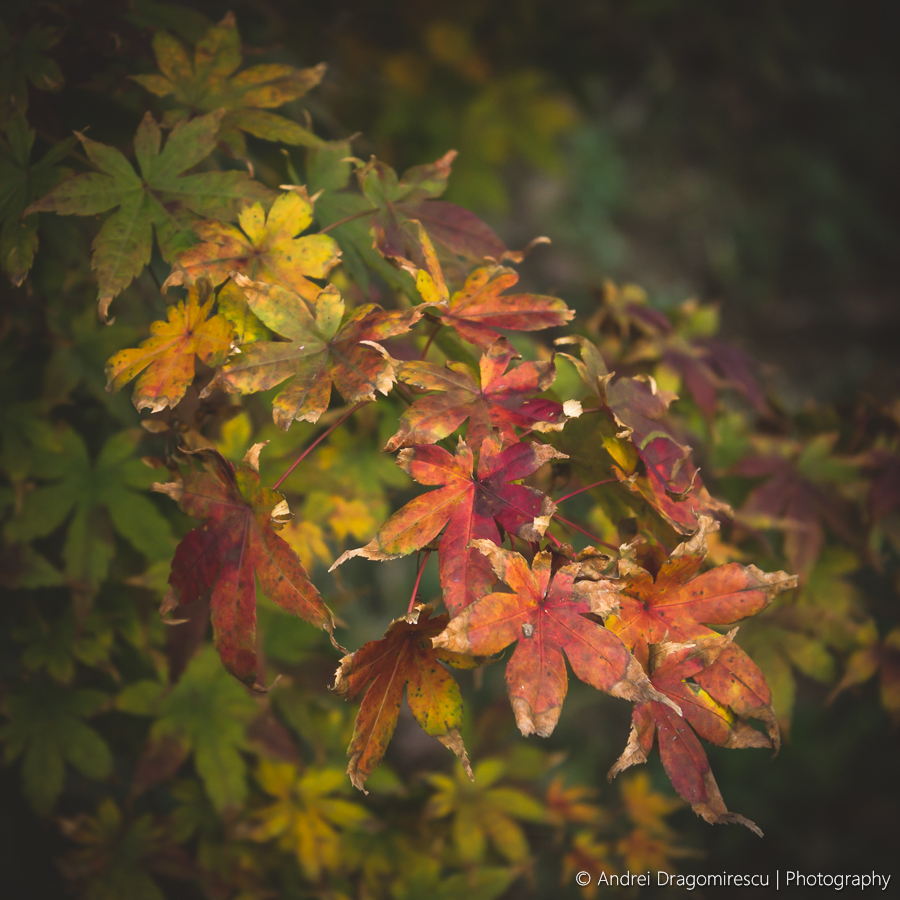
[609,632,771,834]
[154,444,334,688]
[332,435,564,615]
[386,337,574,452]
[433,265,574,351]
[433,540,673,737]
[605,517,796,745]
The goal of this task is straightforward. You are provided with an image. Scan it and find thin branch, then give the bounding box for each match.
[421,324,442,359]
[555,479,617,504]
[273,402,366,490]
[552,514,619,552]
[407,551,432,614]
[318,207,378,234]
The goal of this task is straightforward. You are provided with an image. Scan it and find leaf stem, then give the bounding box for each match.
[555,479,616,504]
[421,324,442,359]
[552,514,619,552]
[317,207,378,234]
[273,402,366,490]
[407,551,432,614]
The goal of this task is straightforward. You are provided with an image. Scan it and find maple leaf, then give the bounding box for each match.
[830,626,900,726]
[153,443,335,688]
[105,278,235,413]
[304,139,416,293]
[733,434,859,578]
[4,426,174,594]
[545,775,605,828]
[0,21,63,121]
[333,603,479,792]
[355,152,512,263]
[386,337,577,452]
[398,221,570,350]
[243,759,374,882]
[56,798,189,900]
[555,335,731,532]
[0,113,75,285]
[132,12,326,157]
[214,279,270,343]
[333,435,564,615]
[433,540,673,737]
[606,517,797,746]
[117,646,258,811]
[14,606,118,685]
[437,265,574,350]
[736,547,871,735]
[425,758,545,864]
[0,685,111,814]
[609,634,770,835]
[162,188,341,301]
[614,296,769,418]
[213,278,424,428]
[25,110,271,318]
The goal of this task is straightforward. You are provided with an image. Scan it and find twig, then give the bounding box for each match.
[273,402,366,490]
[407,551,432,614]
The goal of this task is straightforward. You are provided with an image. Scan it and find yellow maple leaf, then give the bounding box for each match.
[244,760,372,882]
[165,189,341,302]
[105,280,234,412]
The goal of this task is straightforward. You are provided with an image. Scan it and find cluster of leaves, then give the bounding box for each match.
[2,5,899,900]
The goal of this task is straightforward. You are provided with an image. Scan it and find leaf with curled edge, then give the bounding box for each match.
[437,264,574,351]
[105,279,234,413]
[609,633,770,836]
[332,435,564,616]
[605,516,796,748]
[212,279,424,428]
[555,334,731,533]
[163,189,340,302]
[132,12,326,157]
[393,221,570,350]
[333,603,482,792]
[153,443,335,689]
[433,540,676,738]
[386,337,578,452]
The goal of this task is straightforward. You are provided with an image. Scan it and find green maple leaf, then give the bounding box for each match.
[57,798,167,900]
[0,684,111,813]
[3,426,173,594]
[13,607,116,684]
[132,11,326,157]
[25,109,272,318]
[119,647,258,811]
[305,139,415,293]
[0,21,64,123]
[0,112,75,285]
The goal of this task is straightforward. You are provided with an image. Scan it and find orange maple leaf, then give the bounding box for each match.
[333,604,479,791]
